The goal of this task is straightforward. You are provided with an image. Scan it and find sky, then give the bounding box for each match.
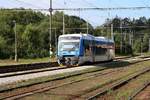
[0,0,150,27]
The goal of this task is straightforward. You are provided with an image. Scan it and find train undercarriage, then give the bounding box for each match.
[58,56,79,67]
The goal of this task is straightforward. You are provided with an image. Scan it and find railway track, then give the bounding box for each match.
[128,81,150,100]
[0,67,115,99]
[133,83,150,100]
[0,57,150,100]
[0,66,67,78]
[0,55,133,74]
[0,60,116,78]
[0,59,150,100]
[96,72,150,100]
[0,62,58,74]
[83,67,150,100]
[1,56,148,78]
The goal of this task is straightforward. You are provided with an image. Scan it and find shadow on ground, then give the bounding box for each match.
[83,60,132,69]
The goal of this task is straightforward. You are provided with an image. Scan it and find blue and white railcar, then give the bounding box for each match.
[57,34,115,66]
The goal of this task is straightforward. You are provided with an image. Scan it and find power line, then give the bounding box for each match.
[96,25,150,29]
[83,0,107,16]
[53,6,150,11]
[3,1,150,12]
[2,6,150,12]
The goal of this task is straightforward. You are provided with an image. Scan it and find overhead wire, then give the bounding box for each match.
[1,2,150,12]
[1,5,150,19]
[1,0,150,12]
[1,0,150,25]
[83,0,113,27]
[52,6,150,11]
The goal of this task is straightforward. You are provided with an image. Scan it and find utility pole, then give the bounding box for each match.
[141,37,143,56]
[54,28,57,56]
[49,0,52,60]
[129,31,133,54]
[63,0,66,35]
[124,31,127,54]
[149,38,150,52]
[132,30,134,50]
[13,20,18,62]
[63,12,65,34]
[87,21,89,34]
[111,24,114,41]
[129,31,132,45]
[106,19,110,39]
[120,21,123,54]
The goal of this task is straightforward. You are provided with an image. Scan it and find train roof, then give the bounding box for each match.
[95,36,114,43]
[59,34,94,40]
[59,34,114,43]
[59,34,83,38]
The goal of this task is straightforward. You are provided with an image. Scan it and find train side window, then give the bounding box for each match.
[83,39,91,56]
[95,46,107,55]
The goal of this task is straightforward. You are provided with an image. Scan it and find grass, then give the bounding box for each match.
[142,52,150,56]
[0,57,56,66]
[116,91,130,100]
[134,52,150,56]
[115,51,150,57]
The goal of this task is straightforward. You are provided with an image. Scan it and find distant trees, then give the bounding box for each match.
[95,16,150,55]
[0,9,93,59]
[0,8,149,59]
[0,9,47,59]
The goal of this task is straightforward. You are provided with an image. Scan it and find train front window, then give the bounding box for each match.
[59,42,79,51]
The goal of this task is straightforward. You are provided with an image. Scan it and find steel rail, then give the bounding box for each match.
[0,56,131,77]
[86,67,150,100]
[0,57,150,99]
[128,81,150,100]
[0,62,58,74]
[0,56,149,78]
[0,67,109,99]
[0,66,66,78]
